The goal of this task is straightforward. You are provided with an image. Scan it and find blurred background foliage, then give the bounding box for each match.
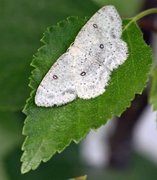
[93,0,143,16]
[0,0,157,179]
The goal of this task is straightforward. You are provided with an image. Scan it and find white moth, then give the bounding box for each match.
[35,5,128,107]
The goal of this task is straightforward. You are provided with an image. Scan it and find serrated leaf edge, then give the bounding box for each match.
[21,18,152,174]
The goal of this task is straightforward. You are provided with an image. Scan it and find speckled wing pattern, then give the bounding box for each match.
[35,5,128,107]
[35,53,76,107]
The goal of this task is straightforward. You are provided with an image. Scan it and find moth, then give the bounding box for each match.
[35,5,128,107]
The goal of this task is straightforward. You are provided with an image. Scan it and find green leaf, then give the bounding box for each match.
[149,66,157,111]
[0,0,98,111]
[21,17,152,173]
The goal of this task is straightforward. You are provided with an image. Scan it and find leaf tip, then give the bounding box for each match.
[21,162,31,174]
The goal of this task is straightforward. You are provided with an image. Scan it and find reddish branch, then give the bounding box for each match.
[139,19,157,33]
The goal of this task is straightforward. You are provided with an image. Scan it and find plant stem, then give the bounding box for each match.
[123,8,157,32]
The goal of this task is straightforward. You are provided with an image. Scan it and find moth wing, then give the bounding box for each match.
[87,39,128,71]
[35,5,128,105]
[70,5,128,99]
[72,39,128,99]
[35,53,76,107]
[73,51,111,99]
[73,5,122,49]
